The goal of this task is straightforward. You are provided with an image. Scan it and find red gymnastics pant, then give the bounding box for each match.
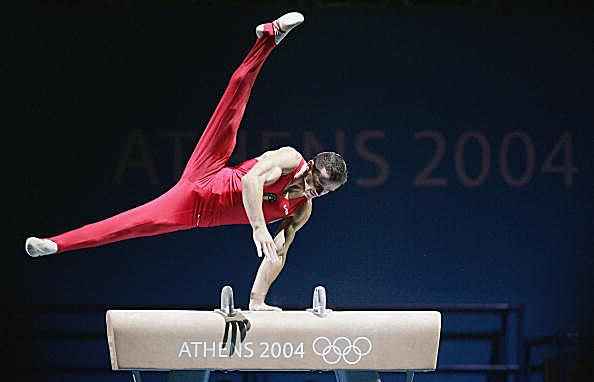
[49,24,276,254]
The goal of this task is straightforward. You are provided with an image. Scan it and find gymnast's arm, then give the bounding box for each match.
[242,146,302,262]
[249,200,312,308]
[273,199,312,258]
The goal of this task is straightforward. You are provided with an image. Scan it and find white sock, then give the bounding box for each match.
[26,237,58,257]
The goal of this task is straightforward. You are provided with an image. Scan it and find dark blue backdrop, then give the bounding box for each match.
[14,3,593,382]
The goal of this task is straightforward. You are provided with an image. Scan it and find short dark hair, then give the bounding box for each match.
[313,152,348,186]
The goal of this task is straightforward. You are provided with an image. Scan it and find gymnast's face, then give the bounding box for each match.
[303,160,341,200]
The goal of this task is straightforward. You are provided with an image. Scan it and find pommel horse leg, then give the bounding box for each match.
[334,371,413,382]
[335,370,381,382]
[167,370,211,382]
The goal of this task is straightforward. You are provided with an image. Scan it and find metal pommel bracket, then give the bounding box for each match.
[215,285,242,316]
[306,286,332,317]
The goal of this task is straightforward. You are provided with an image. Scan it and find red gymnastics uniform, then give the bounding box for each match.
[49,24,307,254]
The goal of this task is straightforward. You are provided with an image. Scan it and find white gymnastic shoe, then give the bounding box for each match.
[256,12,304,45]
[25,237,58,257]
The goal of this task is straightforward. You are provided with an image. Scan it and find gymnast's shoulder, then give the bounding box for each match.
[255,146,304,173]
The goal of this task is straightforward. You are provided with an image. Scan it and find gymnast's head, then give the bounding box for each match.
[303,152,348,199]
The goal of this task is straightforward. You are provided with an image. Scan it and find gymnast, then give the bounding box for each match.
[25,12,348,311]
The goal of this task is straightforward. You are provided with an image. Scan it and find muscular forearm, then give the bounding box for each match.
[250,227,295,303]
[275,225,296,256]
[241,175,266,230]
[250,256,285,302]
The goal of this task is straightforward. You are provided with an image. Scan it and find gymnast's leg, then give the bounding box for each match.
[26,182,195,257]
[180,12,304,182]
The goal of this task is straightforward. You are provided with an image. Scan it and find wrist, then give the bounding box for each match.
[253,224,266,232]
[250,292,266,303]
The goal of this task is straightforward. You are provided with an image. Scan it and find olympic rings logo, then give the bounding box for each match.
[312,336,373,365]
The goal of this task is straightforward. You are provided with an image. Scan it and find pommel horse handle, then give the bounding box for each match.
[220,285,234,315]
[307,285,332,317]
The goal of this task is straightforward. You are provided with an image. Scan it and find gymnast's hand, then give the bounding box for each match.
[252,227,279,263]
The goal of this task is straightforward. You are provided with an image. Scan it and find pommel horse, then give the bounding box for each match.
[106,286,441,382]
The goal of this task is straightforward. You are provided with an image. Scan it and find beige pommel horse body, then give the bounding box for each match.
[106,286,442,382]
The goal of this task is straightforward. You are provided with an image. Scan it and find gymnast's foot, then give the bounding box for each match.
[249,300,283,311]
[256,12,304,45]
[25,237,58,257]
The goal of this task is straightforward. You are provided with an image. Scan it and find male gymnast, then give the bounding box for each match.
[25,12,348,311]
